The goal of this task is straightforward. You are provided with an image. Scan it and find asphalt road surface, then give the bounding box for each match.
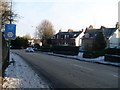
[12,50,119,88]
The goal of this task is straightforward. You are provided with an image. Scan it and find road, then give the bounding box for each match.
[12,50,119,88]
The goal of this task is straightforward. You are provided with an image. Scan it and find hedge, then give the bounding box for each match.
[83,48,120,59]
[105,48,120,55]
[105,54,120,62]
[51,46,79,55]
[83,50,105,58]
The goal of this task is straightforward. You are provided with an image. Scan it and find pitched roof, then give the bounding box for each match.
[84,29,100,37]
[84,27,117,39]
[56,31,82,38]
[102,27,117,38]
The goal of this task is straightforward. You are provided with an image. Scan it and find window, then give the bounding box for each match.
[57,35,59,39]
[67,35,69,38]
[85,33,89,38]
[64,35,66,39]
[61,35,64,39]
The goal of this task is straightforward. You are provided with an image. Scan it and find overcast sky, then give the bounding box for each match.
[12,0,119,37]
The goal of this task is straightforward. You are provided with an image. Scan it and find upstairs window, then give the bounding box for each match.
[84,33,89,38]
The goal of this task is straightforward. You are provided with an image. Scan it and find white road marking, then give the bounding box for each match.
[112,74,119,78]
[73,64,94,71]
[54,59,94,71]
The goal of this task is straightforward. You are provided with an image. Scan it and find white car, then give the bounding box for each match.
[25,47,34,52]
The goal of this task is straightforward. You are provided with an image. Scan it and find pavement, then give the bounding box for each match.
[2,52,50,89]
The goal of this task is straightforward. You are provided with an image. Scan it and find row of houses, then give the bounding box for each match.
[51,23,120,51]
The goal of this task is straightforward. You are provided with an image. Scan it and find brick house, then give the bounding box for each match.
[51,29,84,46]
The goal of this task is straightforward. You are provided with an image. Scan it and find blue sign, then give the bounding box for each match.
[4,24,16,39]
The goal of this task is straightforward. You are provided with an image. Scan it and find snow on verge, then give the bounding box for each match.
[2,53,50,89]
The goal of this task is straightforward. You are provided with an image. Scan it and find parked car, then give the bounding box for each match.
[33,48,38,51]
[25,47,34,52]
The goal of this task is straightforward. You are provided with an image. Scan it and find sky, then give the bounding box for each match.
[12,0,119,37]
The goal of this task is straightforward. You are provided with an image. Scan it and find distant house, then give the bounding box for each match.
[28,38,42,46]
[28,39,34,46]
[51,29,84,46]
[109,29,120,48]
[108,23,120,48]
[81,25,120,51]
[33,38,42,46]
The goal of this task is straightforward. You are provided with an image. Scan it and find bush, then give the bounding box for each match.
[52,46,79,55]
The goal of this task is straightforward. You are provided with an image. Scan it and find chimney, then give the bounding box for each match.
[59,29,62,32]
[68,29,73,32]
[100,26,106,30]
[89,25,93,29]
[116,22,120,29]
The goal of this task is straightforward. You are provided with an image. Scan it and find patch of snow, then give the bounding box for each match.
[2,53,50,89]
[78,52,83,58]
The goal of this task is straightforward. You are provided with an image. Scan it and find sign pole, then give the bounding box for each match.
[4,24,16,62]
[8,0,12,62]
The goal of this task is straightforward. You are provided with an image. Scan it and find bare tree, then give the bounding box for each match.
[0,0,8,30]
[0,0,18,31]
[23,34,31,40]
[36,19,55,46]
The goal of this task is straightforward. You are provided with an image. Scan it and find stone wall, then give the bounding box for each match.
[0,32,2,88]
[0,32,9,89]
[2,32,9,73]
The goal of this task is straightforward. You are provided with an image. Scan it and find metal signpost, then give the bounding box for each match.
[4,24,16,63]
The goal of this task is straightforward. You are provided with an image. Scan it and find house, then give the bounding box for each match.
[33,38,42,46]
[81,28,101,51]
[109,29,120,48]
[51,29,84,46]
[81,24,120,51]
[108,22,120,48]
[28,38,42,46]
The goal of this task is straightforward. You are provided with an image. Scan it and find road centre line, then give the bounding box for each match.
[112,74,119,78]
[73,64,94,71]
[54,59,93,71]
